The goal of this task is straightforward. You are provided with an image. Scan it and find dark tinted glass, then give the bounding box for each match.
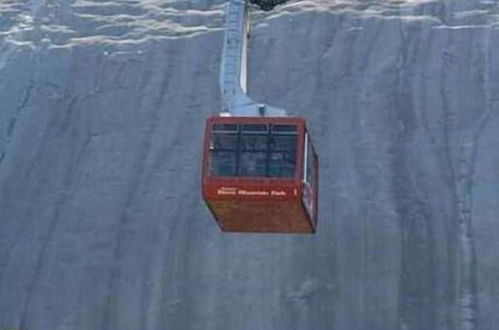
[241,124,268,133]
[270,135,297,151]
[307,135,313,183]
[213,124,238,132]
[210,151,237,176]
[212,133,238,150]
[239,152,267,176]
[209,122,298,178]
[268,150,296,177]
[240,134,267,150]
[272,124,297,133]
[268,132,297,177]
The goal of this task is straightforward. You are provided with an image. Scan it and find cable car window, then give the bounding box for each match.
[210,128,238,176]
[211,151,237,176]
[306,134,313,184]
[272,124,297,133]
[239,152,267,176]
[270,135,297,151]
[239,125,268,176]
[302,132,316,219]
[268,151,296,177]
[209,122,298,178]
[212,133,238,150]
[241,124,268,133]
[240,134,267,150]
[268,131,297,178]
[213,124,238,132]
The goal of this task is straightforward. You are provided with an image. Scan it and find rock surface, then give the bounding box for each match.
[1,0,498,329]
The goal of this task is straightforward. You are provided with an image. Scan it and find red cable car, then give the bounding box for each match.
[202,116,318,233]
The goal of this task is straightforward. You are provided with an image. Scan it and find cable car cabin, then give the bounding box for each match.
[202,116,318,233]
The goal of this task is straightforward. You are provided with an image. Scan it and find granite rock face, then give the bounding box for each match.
[1,0,498,329]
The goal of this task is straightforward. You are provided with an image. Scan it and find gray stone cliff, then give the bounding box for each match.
[0,0,498,329]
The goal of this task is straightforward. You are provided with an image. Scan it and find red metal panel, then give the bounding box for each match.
[206,200,314,233]
[204,178,300,201]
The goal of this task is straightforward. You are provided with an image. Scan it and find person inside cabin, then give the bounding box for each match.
[239,151,266,176]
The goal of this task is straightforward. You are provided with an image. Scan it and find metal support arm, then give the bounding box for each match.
[220,0,286,117]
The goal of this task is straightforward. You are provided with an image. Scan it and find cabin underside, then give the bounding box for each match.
[205,199,315,233]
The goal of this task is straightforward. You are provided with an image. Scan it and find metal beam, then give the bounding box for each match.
[219,0,286,117]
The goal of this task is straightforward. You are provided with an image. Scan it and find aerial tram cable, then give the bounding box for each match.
[202,0,319,233]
